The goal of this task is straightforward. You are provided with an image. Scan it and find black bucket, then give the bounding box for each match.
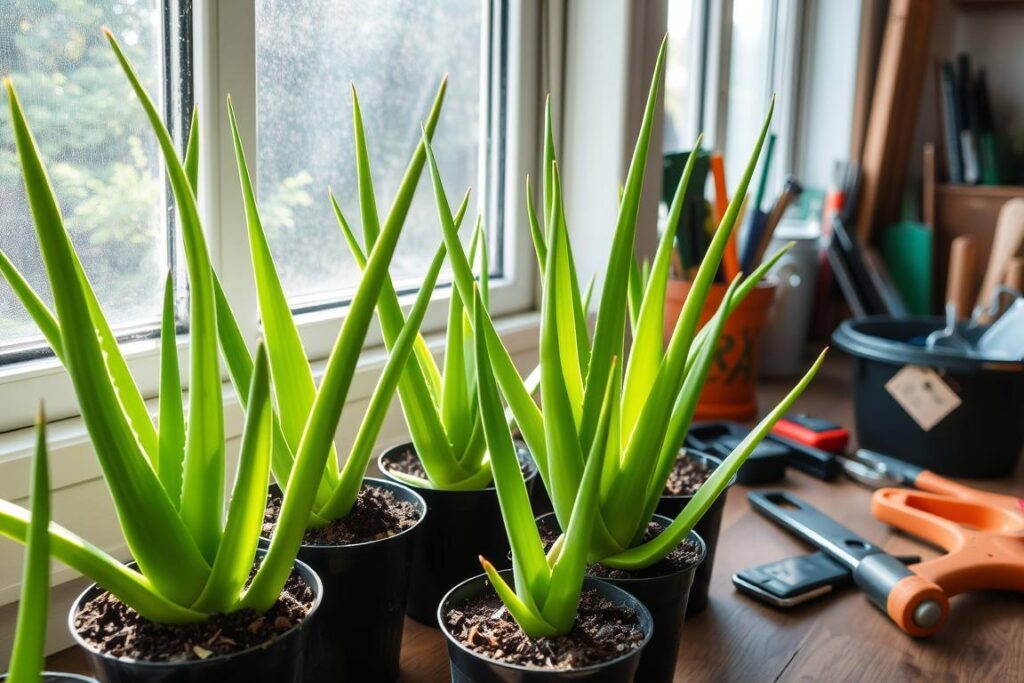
[656,449,733,616]
[833,316,1024,478]
[70,556,322,683]
[263,477,425,683]
[535,513,705,683]
[438,570,653,682]
[378,443,537,625]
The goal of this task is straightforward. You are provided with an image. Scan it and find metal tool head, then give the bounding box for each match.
[926,302,973,351]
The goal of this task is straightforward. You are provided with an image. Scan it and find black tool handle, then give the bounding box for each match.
[747,491,887,569]
[767,434,842,481]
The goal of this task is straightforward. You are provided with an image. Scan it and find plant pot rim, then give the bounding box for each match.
[0,674,98,682]
[437,569,653,675]
[534,512,707,582]
[658,447,738,502]
[264,476,427,551]
[377,441,538,494]
[67,555,323,669]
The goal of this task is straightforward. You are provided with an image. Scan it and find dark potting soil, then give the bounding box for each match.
[384,447,529,483]
[263,483,419,545]
[444,588,645,670]
[663,453,713,496]
[537,517,702,580]
[73,570,313,663]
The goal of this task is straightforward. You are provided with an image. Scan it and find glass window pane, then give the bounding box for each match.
[664,0,699,152]
[0,1,168,357]
[724,0,774,193]
[256,0,486,309]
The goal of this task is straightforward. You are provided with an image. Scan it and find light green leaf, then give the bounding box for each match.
[8,409,50,683]
[158,272,185,509]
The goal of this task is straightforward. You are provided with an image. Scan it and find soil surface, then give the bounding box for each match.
[263,484,419,545]
[663,452,714,496]
[444,588,645,670]
[537,517,703,580]
[383,447,530,484]
[73,570,314,663]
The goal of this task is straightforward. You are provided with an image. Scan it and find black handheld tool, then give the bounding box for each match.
[747,491,947,632]
[733,551,921,608]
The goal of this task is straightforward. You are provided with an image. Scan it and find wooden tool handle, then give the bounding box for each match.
[976,198,1024,308]
[945,236,976,319]
[1004,256,1024,292]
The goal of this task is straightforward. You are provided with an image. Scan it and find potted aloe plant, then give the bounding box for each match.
[424,36,826,683]
[1,412,97,683]
[209,83,450,681]
[335,173,539,623]
[437,300,653,681]
[0,30,413,681]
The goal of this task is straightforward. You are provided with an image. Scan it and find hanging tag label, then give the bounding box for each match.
[885,366,962,432]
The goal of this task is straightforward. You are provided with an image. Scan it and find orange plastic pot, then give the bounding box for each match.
[664,278,776,420]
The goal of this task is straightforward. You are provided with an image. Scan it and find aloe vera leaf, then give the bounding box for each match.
[603,349,828,569]
[0,251,63,359]
[480,558,558,638]
[540,172,587,528]
[321,235,447,519]
[620,134,702,437]
[474,292,550,614]
[542,358,617,632]
[226,98,340,492]
[243,105,422,612]
[579,36,667,458]
[191,346,274,613]
[107,32,226,561]
[6,75,209,605]
[525,176,546,273]
[0,499,204,623]
[158,272,185,508]
[7,410,50,682]
[330,191,474,487]
[422,131,549,486]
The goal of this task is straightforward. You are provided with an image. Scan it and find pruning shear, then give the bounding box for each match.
[851,449,1024,636]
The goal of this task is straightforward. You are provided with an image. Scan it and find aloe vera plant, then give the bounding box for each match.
[207,71,474,526]
[5,411,50,683]
[0,31,424,625]
[421,36,825,638]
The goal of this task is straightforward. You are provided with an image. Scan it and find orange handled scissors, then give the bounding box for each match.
[857,449,1024,636]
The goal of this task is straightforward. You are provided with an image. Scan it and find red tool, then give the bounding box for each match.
[856,449,1024,636]
[772,414,849,453]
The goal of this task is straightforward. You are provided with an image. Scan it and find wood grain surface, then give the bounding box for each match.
[46,355,1024,682]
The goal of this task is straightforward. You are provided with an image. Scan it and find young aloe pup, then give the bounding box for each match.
[1,411,97,683]
[0,31,424,682]
[425,35,826,681]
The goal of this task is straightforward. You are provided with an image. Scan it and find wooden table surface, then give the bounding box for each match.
[49,355,1023,682]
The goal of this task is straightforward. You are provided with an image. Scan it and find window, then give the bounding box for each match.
[0,0,190,362]
[663,0,800,200]
[255,0,494,311]
[0,1,535,431]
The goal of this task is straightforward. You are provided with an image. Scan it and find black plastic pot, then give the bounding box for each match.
[378,443,538,625]
[536,513,705,683]
[656,448,735,616]
[262,477,426,683]
[438,570,652,682]
[69,555,322,683]
[833,316,1024,478]
[0,675,98,682]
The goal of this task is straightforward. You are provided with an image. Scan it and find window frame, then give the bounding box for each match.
[0,0,540,432]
